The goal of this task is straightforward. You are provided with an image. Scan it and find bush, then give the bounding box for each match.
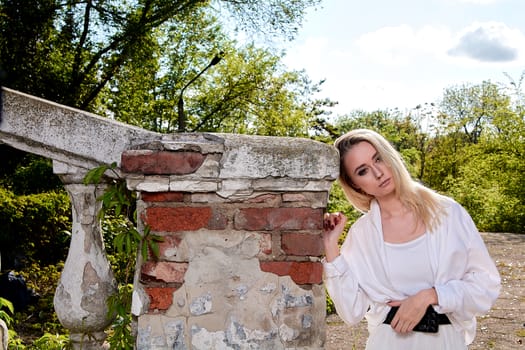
[0,148,63,195]
[29,332,71,350]
[0,188,71,268]
[8,263,67,348]
[446,151,525,233]
[0,297,14,326]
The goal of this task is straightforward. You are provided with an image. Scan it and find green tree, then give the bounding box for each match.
[0,0,321,113]
[424,81,515,192]
[419,77,524,232]
[445,93,525,232]
[438,81,511,144]
[96,7,332,135]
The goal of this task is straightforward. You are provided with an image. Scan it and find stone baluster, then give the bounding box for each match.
[53,162,117,349]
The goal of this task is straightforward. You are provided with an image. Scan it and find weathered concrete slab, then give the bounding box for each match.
[0,87,162,170]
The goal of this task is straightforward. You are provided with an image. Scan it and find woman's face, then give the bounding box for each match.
[342,141,395,199]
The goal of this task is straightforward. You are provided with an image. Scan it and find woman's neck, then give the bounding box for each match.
[376,195,407,219]
[377,195,425,243]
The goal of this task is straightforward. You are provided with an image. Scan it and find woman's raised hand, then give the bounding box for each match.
[322,212,347,262]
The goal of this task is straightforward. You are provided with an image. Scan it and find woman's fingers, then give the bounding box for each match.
[323,212,346,231]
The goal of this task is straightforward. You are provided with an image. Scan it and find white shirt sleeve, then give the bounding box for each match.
[323,254,371,326]
[433,203,501,323]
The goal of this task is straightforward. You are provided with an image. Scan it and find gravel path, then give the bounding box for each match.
[325,232,525,349]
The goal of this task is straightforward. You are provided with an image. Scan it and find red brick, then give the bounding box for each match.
[144,207,213,231]
[145,287,177,311]
[259,233,272,255]
[207,209,228,230]
[141,261,188,283]
[142,192,184,202]
[235,208,323,231]
[281,233,323,256]
[121,150,205,175]
[157,234,183,259]
[259,261,323,284]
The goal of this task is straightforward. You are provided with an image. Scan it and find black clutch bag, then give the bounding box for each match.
[383,305,450,333]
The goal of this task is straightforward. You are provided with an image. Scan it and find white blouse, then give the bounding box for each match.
[384,233,433,296]
[323,196,501,345]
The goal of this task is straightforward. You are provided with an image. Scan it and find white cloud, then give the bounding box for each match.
[353,22,525,67]
[318,77,447,113]
[355,25,452,65]
[282,36,352,81]
[448,22,525,63]
[282,1,525,115]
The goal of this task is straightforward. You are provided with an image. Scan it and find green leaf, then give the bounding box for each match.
[130,228,142,242]
[149,240,160,259]
[141,241,149,261]
[83,164,111,185]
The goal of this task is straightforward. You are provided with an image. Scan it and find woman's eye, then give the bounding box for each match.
[357,169,367,176]
[375,156,382,163]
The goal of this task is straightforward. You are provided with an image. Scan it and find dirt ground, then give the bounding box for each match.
[325,232,525,350]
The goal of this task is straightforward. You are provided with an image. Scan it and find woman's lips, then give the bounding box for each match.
[379,178,391,187]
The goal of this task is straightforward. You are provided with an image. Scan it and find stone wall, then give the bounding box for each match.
[1,88,340,349]
[122,133,338,349]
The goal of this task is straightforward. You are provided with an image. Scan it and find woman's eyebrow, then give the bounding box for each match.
[352,152,379,175]
[353,164,366,175]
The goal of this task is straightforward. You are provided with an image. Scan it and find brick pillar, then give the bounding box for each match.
[121,133,338,349]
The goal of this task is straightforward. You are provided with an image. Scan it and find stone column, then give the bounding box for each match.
[121,133,339,349]
[0,319,7,350]
[53,162,117,349]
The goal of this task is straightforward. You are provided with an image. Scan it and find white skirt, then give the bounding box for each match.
[366,324,467,350]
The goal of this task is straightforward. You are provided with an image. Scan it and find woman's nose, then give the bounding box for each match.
[372,165,383,179]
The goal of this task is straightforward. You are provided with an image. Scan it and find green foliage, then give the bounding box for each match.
[0,147,63,195]
[0,188,71,267]
[106,284,134,350]
[84,163,164,262]
[445,139,525,233]
[83,162,133,219]
[0,0,524,344]
[325,287,336,315]
[9,157,62,195]
[428,81,525,232]
[327,182,361,230]
[220,0,321,41]
[0,149,70,346]
[438,81,511,144]
[330,82,525,234]
[0,297,14,327]
[2,263,67,349]
[29,333,71,350]
[188,45,321,136]
[13,263,66,343]
[100,7,331,135]
[84,163,164,347]
[8,329,26,349]
[0,0,321,113]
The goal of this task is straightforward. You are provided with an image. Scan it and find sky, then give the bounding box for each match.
[281,0,525,115]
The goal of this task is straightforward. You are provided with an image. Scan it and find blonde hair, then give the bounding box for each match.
[334,129,445,232]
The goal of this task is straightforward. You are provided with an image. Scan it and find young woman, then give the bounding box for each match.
[322,129,501,349]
